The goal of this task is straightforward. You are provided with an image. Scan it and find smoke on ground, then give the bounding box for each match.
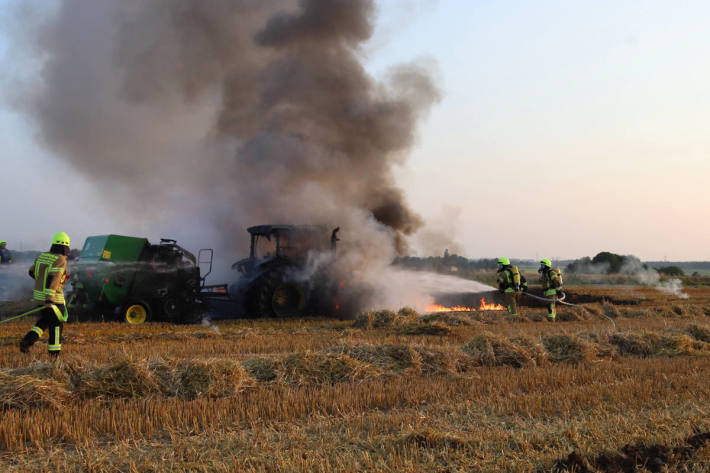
[10,0,448,310]
[369,269,494,311]
[620,259,689,299]
[0,265,34,302]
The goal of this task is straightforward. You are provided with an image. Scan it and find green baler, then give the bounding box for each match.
[68,234,213,324]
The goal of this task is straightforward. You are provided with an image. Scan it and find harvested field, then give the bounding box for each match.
[0,285,709,472]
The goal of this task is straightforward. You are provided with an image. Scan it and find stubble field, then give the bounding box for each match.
[1,285,709,472]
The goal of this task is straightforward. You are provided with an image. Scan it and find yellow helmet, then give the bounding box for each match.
[540,258,552,268]
[497,257,510,266]
[52,232,71,246]
[0,240,6,245]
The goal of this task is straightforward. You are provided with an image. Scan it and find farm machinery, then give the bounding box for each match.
[208,224,343,318]
[67,235,215,324]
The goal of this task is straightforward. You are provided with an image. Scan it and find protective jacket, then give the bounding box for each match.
[497,265,522,293]
[29,252,69,307]
[540,268,563,297]
[0,248,11,263]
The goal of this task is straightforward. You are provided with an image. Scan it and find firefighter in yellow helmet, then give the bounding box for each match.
[0,239,12,263]
[496,257,525,316]
[539,258,563,321]
[19,232,71,356]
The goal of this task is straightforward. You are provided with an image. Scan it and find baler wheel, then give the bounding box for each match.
[125,302,150,325]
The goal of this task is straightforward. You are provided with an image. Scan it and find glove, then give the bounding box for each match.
[513,284,520,292]
[522,285,528,292]
[556,290,563,297]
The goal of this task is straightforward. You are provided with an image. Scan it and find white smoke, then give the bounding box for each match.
[620,258,689,299]
[366,268,494,311]
[0,264,34,301]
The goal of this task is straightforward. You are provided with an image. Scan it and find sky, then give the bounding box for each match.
[1,0,709,261]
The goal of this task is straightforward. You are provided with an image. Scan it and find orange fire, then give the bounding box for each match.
[425,297,505,313]
[425,304,475,312]
[478,297,506,311]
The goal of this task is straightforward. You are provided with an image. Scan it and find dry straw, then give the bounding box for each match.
[462,332,537,368]
[0,371,71,410]
[275,351,380,385]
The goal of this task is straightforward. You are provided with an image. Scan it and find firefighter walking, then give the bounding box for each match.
[538,258,563,321]
[19,232,71,356]
[496,257,525,316]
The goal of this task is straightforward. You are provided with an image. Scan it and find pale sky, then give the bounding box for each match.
[1,1,709,261]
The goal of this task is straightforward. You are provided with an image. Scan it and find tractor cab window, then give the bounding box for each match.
[278,231,324,259]
[254,235,278,260]
[277,233,304,259]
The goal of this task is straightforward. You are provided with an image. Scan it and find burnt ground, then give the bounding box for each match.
[433,289,640,309]
[543,431,710,472]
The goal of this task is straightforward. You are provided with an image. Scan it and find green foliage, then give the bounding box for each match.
[592,252,625,273]
[567,251,649,275]
[657,266,685,277]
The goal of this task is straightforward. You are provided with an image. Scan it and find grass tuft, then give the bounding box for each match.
[462,332,535,368]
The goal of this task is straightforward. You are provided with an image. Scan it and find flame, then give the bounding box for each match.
[425,304,476,312]
[478,297,505,311]
[425,297,505,313]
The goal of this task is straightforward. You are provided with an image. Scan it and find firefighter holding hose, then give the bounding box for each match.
[19,232,71,356]
[539,258,563,321]
[496,257,524,316]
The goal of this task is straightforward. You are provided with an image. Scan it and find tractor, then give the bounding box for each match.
[217,225,341,318]
[67,234,214,324]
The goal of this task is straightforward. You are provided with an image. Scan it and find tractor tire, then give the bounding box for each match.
[254,270,307,318]
[124,301,152,325]
[159,296,183,323]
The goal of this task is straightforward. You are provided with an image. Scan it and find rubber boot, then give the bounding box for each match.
[19,331,39,353]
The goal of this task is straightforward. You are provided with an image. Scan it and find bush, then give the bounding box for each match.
[656,266,685,277]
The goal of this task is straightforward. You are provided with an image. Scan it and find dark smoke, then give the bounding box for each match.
[18,0,438,251]
[12,0,441,310]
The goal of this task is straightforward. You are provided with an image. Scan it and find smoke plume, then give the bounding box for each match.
[11,0,443,312]
[17,0,438,252]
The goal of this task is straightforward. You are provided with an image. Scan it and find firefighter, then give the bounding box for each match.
[0,240,12,264]
[19,232,71,356]
[539,258,563,321]
[496,257,523,316]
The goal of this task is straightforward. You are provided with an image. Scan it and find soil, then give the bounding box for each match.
[545,431,710,472]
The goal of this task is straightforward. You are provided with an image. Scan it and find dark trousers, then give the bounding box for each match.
[21,305,64,354]
[503,291,521,316]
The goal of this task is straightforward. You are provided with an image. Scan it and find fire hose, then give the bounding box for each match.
[0,304,68,325]
[522,291,616,330]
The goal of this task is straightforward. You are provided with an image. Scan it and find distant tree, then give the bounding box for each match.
[566,256,592,273]
[592,252,625,273]
[656,266,685,277]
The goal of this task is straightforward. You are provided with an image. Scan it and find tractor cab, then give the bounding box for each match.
[222,224,340,318]
[233,225,338,274]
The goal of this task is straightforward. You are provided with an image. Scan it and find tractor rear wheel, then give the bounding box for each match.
[255,271,307,318]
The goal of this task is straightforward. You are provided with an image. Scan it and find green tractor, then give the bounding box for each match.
[67,234,214,324]
[222,225,342,318]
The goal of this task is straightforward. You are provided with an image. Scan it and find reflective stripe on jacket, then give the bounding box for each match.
[29,253,68,304]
